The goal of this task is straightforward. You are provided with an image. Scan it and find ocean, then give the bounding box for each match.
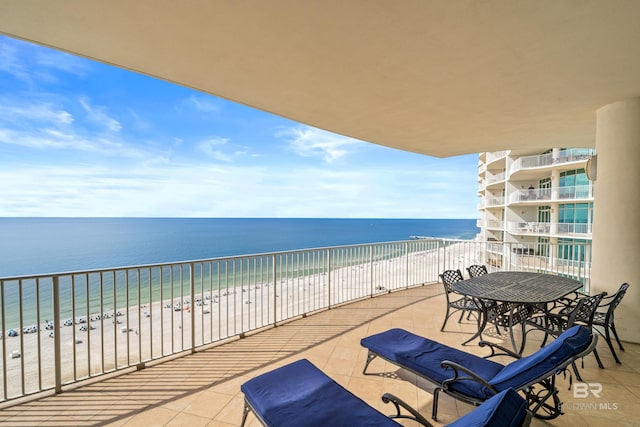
[0,217,478,278]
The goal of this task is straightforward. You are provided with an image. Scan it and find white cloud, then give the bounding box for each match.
[79,97,122,133]
[197,137,249,162]
[35,50,90,78]
[0,102,74,126]
[0,36,90,84]
[277,126,363,163]
[180,95,221,114]
[0,159,478,218]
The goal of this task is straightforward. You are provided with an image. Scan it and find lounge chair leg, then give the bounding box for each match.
[363,352,378,375]
[240,402,250,427]
[432,387,441,421]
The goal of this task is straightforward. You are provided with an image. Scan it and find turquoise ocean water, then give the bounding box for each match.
[0,218,478,277]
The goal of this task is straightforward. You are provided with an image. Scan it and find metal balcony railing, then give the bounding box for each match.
[509,185,593,204]
[486,171,506,185]
[485,151,508,164]
[509,148,595,175]
[0,238,591,404]
[508,221,592,236]
[485,196,505,207]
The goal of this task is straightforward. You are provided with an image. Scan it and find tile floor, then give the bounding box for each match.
[0,285,638,426]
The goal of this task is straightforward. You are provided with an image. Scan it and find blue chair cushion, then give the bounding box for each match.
[489,325,591,391]
[446,388,528,427]
[241,358,400,427]
[360,328,504,399]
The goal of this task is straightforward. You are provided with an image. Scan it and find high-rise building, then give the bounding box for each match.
[477,148,595,277]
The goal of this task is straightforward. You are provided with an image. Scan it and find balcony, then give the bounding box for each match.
[508,221,592,237]
[1,285,636,426]
[485,150,508,164]
[485,171,506,186]
[0,239,635,426]
[509,149,594,175]
[509,185,593,205]
[485,219,504,229]
[485,196,505,207]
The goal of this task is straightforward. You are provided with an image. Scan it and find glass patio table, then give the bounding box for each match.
[452,271,583,353]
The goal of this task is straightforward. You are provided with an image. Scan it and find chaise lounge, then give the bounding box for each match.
[360,325,596,420]
[240,358,531,426]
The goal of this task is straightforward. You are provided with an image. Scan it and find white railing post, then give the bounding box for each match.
[189,263,195,353]
[272,254,277,325]
[52,276,62,394]
[405,241,410,289]
[369,244,374,296]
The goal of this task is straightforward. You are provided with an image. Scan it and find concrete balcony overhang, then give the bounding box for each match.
[2,2,640,157]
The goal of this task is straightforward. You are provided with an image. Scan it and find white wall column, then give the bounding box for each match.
[591,98,640,343]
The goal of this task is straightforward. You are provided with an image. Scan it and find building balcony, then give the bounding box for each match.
[2,282,635,426]
[0,239,634,426]
[508,185,593,205]
[508,221,592,237]
[485,150,508,165]
[485,171,506,186]
[509,148,595,176]
[485,196,505,207]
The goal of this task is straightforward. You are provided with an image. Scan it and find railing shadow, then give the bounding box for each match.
[0,285,443,426]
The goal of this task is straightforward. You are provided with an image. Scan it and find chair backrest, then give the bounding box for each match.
[604,283,630,321]
[572,292,606,326]
[445,388,530,427]
[467,264,488,278]
[490,325,593,392]
[439,269,464,293]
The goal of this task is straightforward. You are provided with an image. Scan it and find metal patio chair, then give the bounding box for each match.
[439,269,481,331]
[590,283,629,364]
[525,291,606,374]
[466,264,488,278]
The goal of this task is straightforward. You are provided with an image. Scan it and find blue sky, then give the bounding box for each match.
[0,35,479,218]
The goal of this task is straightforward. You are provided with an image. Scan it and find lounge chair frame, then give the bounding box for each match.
[362,329,597,421]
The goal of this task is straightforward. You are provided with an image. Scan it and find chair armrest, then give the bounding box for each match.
[440,360,499,394]
[381,392,433,427]
[479,340,521,359]
[596,293,615,308]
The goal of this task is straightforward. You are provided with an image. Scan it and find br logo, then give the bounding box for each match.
[573,382,602,398]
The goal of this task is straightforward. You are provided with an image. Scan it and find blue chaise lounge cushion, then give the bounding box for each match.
[447,388,528,427]
[360,328,504,399]
[241,358,400,427]
[360,325,591,400]
[489,325,591,391]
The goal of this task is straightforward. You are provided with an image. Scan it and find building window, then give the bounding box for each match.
[558,238,591,264]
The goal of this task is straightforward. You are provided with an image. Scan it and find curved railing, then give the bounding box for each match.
[0,238,591,403]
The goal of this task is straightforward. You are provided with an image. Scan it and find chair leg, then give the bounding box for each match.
[458,310,465,323]
[571,361,583,382]
[610,323,625,352]
[592,348,605,369]
[540,332,549,347]
[604,328,622,364]
[440,306,451,331]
